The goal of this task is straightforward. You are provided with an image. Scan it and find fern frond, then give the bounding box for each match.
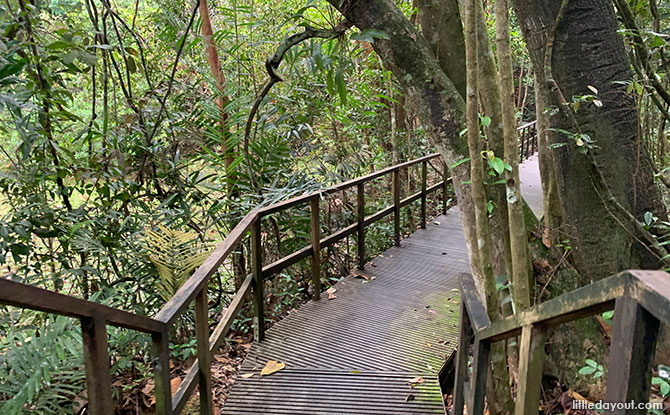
[143,224,212,301]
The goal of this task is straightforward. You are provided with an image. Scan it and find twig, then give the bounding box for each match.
[149,0,200,141]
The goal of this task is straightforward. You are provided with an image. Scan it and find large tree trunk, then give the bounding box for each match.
[514,0,668,396]
[514,0,665,279]
[416,0,466,98]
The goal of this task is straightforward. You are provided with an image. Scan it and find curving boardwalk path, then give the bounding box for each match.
[223,208,469,414]
[222,156,542,414]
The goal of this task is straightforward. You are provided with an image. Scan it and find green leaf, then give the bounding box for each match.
[480,116,491,127]
[78,50,97,66]
[450,157,470,169]
[0,60,26,80]
[126,56,137,73]
[578,366,596,375]
[335,66,347,105]
[489,157,505,175]
[351,28,390,43]
[662,382,670,397]
[547,142,569,149]
[46,40,72,50]
[585,358,598,368]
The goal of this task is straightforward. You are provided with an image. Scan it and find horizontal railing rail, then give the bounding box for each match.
[0,153,450,414]
[453,270,670,415]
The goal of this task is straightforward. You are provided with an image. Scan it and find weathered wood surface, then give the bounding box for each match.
[456,269,670,415]
[223,209,469,414]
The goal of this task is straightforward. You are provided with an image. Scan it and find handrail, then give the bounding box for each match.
[518,120,538,162]
[0,152,450,415]
[453,270,670,415]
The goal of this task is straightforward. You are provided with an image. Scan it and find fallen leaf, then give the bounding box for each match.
[405,393,415,402]
[171,377,181,394]
[327,287,337,300]
[350,370,362,374]
[434,221,441,225]
[408,377,425,384]
[425,343,432,348]
[260,360,286,376]
[354,273,370,280]
[149,377,181,406]
[240,373,254,379]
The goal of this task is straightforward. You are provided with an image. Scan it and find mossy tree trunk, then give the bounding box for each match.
[514,0,668,396]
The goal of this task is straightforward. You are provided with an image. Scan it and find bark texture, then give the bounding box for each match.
[496,0,531,311]
[514,0,668,396]
[514,0,666,281]
[464,1,514,412]
[326,0,482,278]
[416,0,466,98]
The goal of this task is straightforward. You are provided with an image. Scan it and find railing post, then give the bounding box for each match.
[420,160,427,229]
[251,218,265,342]
[310,195,321,300]
[605,295,660,413]
[469,337,490,415]
[442,162,448,215]
[392,168,400,247]
[453,301,472,415]
[152,330,172,415]
[195,288,213,414]
[357,182,365,270]
[514,324,547,415]
[80,316,113,415]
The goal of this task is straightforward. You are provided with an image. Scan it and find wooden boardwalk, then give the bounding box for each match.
[223,207,469,414]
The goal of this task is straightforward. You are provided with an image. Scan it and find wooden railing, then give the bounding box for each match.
[518,120,538,162]
[0,153,450,414]
[453,270,670,415]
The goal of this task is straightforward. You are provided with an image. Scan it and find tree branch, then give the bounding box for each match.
[243,20,353,194]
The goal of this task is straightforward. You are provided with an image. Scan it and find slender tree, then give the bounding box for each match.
[495,0,532,311]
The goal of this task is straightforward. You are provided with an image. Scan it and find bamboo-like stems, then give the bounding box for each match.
[464,0,497,321]
[495,0,531,311]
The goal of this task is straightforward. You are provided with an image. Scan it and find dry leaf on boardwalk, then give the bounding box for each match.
[240,373,254,379]
[260,360,285,376]
[408,377,424,385]
[327,287,337,300]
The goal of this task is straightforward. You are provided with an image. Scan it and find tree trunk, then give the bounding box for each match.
[514,0,666,280]
[325,0,483,279]
[416,0,466,98]
[199,0,235,172]
[495,0,531,311]
[415,0,512,283]
[514,0,668,396]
